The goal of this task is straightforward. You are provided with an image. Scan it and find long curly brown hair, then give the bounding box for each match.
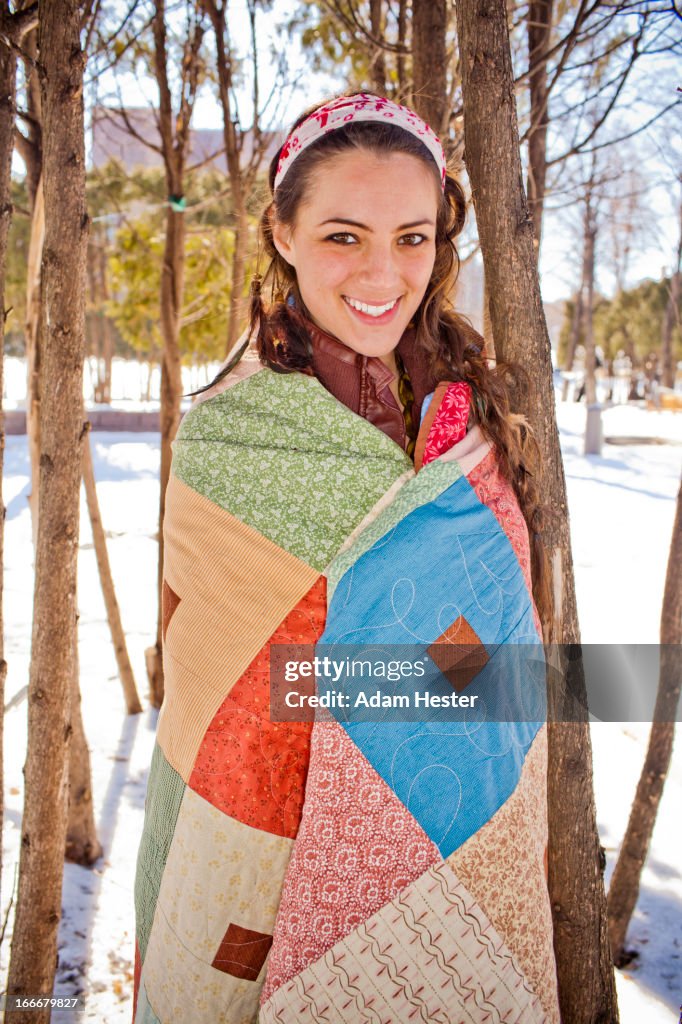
[204,98,551,630]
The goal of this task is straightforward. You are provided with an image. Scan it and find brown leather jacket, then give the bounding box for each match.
[308,322,435,454]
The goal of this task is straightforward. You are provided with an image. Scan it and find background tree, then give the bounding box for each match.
[201,0,279,353]
[5,0,89,1012]
[597,277,678,365]
[87,221,116,402]
[454,1,619,1019]
[0,0,38,904]
[13,18,42,538]
[107,213,241,364]
[6,0,108,866]
[577,150,600,405]
[661,182,682,389]
[368,0,386,94]
[525,0,553,247]
[2,180,30,353]
[558,274,681,377]
[296,0,404,96]
[554,150,660,399]
[518,0,681,256]
[64,643,103,864]
[144,0,207,707]
[607,478,682,966]
[81,428,143,716]
[411,0,448,137]
[294,0,460,140]
[13,14,40,209]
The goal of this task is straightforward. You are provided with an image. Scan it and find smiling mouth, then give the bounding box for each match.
[343,295,400,318]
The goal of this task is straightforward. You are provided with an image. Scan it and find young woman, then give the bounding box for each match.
[134,93,560,1024]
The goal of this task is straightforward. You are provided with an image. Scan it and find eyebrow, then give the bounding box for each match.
[318,217,435,230]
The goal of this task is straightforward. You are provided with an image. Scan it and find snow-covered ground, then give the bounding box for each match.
[1,395,681,1022]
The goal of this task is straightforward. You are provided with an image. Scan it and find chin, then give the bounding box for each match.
[348,332,403,357]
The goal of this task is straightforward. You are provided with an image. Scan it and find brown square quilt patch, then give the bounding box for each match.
[162,579,181,641]
[427,616,489,692]
[212,923,273,981]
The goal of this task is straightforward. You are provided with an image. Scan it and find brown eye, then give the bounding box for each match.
[325,233,358,245]
[398,233,428,246]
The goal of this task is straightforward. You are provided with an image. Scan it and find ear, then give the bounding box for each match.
[271,217,296,267]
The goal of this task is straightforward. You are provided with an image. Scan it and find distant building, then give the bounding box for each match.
[90,106,283,174]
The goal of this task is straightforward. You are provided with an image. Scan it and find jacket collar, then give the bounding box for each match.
[306,319,396,394]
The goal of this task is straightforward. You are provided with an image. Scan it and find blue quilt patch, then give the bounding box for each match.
[319,474,544,857]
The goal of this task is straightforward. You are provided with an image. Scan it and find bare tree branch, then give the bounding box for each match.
[548,97,680,167]
[320,0,408,56]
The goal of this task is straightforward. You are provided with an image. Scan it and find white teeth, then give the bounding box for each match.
[344,296,398,317]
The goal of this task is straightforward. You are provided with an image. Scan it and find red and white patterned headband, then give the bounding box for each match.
[274,93,447,193]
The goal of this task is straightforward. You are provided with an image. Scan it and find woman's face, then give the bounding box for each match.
[272,150,440,363]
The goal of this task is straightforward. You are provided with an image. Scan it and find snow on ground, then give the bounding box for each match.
[1,395,681,1022]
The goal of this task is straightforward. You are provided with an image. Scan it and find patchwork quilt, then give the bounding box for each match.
[133,366,560,1023]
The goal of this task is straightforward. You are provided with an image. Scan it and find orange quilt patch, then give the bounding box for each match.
[188,577,327,839]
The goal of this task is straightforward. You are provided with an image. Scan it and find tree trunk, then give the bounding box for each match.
[5,0,88,1015]
[396,0,408,100]
[455,0,577,637]
[0,0,19,908]
[582,203,597,406]
[145,1,204,707]
[82,429,143,714]
[86,245,103,402]
[147,204,185,708]
[412,0,448,137]
[19,24,42,212]
[526,0,554,249]
[369,0,386,95]
[25,176,44,547]
[561,291,583,401]
[26,180,103,865]
[607,479,682,964]
[203,1,248,355]
[144,359,153,403]
[65,648,103,866]
[563,196,597,405]
[454,3,620,1021]
[661,270,680,391]
[88,235,113,404]
[99,242,114,403]
[661,193,681,390]
[15,25,44,544]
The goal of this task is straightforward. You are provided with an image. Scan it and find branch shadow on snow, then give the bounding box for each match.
[5,481,31,521]
[600,834,682,1012]
[97,707,153,849]
[55,706,157,1014]
[565,467,678,503]
[613,883,682,1012]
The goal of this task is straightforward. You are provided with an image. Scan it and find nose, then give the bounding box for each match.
[357,239,401,293]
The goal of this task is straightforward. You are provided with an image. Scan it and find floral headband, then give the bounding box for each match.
[274,93,447,193]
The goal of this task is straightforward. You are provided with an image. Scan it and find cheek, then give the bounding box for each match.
[306,248,356,289]
[408,249,436,288]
